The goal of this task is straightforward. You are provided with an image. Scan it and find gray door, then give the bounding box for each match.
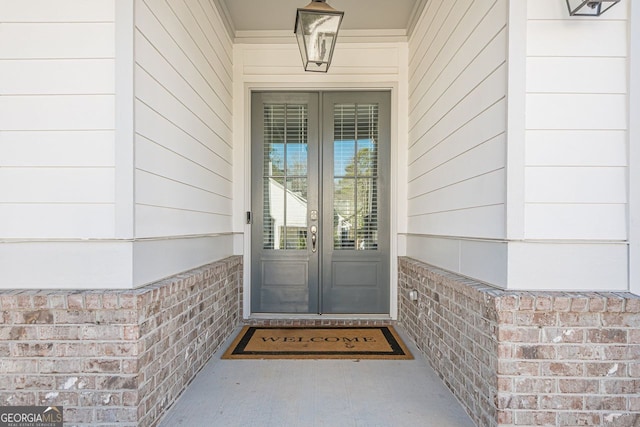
[251,91,390,314]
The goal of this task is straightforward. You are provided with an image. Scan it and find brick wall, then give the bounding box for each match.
[398,257,640,427]
[0,256,242,426]
[398,257,500,426]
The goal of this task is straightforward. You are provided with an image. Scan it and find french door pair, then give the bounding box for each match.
[251,91,390,314]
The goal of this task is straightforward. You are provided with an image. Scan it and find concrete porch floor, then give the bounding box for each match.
[158,326,475,427]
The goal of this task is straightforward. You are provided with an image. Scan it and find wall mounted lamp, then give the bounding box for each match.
[294,0,344,72]
[566,0,621,16]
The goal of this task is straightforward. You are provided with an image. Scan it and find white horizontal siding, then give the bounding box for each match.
[135,205,231,238]
[408,100,506,182]
[0,241,132,289]
[409,0,474,83]
[409,134,505,198]
[524,204,627,240]
[525,167,627,203]
[409,0,505,106]
[136,136,232,201]
[527,20,628,58]
[524,166,627,240]
[0,0,239,288]
[0,167,115,239]
[154,0,233,89]
[527,57,627,94]
[136,170,232,217]
[134,0,233,239]
[526,94,627,130]
[509,241,628,291]
[135,68,231,159]
[407,204,505,239]
[0,59,115,94]
[407,0,507,250]
[524,1,629,241]
[0,23,114,58]
[0,95,115,130]
[409,64,507,166]
[133,235,234,286]
[0,235,235,289]
[406,235,508,287]
[135,102,232,178]
[135,3,232,127]
[194,0,233,77]
[0,169,113,203]
[0,131,114,167]
[409,29,507,157]
[0,3,116,244]
[0,0,114,22]
[526,130,627,167]
[0,205,115,239]
[408,169,505,214]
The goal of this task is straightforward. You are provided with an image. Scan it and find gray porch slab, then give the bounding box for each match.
[158,326,475,427]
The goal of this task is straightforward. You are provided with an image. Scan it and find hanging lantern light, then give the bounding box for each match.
[566,0,621,16]
[294,0,344,73]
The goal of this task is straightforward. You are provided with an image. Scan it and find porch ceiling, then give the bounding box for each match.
[218,0,424,34]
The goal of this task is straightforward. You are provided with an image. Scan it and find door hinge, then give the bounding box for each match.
[246,211,252,224]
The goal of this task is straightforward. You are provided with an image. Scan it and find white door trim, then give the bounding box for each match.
[629,0,640,295]
[238,82,401,319]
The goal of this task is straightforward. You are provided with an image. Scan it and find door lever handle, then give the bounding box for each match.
[310,225,317,253]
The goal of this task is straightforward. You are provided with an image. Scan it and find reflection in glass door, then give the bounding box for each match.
[262,104,309,251]
[333,103,380,251]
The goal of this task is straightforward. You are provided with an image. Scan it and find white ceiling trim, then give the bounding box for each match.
[211,0,428,45]
[406,0,429,39]
[234,29,408,45]
[210,0,235,40]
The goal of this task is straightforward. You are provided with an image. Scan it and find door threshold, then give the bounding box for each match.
[248,313,392,321]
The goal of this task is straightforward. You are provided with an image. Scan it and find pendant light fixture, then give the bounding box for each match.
[566,0,621,16]
[294,0,344,72]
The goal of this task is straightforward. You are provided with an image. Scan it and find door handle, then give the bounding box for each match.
[310,225,317,253]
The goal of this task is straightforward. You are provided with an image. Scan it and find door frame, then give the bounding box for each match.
[239,82,401,320]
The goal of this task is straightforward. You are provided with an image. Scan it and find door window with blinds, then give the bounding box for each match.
[251,91,390,314]
[333,104,379,251]
[262,104,309,250]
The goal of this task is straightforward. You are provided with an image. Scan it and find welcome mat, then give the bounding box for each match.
[222,326,413,360]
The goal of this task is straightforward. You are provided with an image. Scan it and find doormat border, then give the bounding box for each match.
[222,325,413,360]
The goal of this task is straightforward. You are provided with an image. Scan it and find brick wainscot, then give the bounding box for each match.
[0,256,242,426]
[399,257,640,427]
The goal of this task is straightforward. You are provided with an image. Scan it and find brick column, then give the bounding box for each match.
[398,257,640,427]
[0,256,242,426]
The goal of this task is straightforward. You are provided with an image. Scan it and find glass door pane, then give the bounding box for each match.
[322,91,390,314]
[262,104,309,250]
[251,92,319,314]
[333,103,379,251]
